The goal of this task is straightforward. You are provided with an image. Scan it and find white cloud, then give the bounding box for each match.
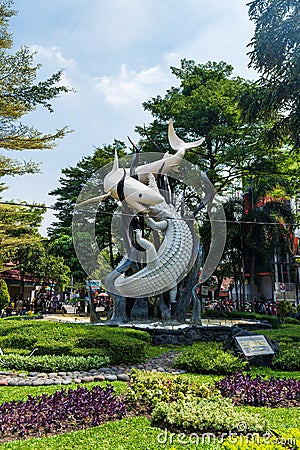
[28,44,77,89]
[94,64,170,105]
[29,45,75,67]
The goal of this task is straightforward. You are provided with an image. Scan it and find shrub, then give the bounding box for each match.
[174,342,247,375]
[107,339,147,365]
[283,317,300,325]
[0,385,126,440]
[126,370,212,410]
[272,344,300,371]
[151,397,266,433]
[215,372,300,407]
[259,325,300,344]
[0,334,37,349]
[0,354,110,372]
[0,279,10,310]
[35,343,75,356]
[0,321,150,365]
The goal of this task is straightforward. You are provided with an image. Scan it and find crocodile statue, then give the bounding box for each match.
[114,193,197,299]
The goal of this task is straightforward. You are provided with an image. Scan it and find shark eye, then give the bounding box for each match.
[139,193,142,197]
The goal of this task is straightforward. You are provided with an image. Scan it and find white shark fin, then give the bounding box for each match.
[168,118,205,151]
[112,150,119,172]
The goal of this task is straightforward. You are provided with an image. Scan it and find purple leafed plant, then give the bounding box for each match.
[215,372,300,407]
[0,386,126,439]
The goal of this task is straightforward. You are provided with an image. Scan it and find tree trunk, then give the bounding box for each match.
[249,250,256,312]
[191,282,202,325]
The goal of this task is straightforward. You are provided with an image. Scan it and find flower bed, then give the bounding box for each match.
[215,372,300,407]
[0,385,126,442]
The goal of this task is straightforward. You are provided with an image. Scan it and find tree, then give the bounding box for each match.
[0,0,70,255]
[9,242,70,298]
[0,278,9,309]
[0,0,70,183]
[0,1,70,170]
[246,0,300,149]
[9,242,44,299]
[38,254,71,293]
[0,202,45,270]
[222,177,297,311]
[137,59,300,313]
[138,59,291,192]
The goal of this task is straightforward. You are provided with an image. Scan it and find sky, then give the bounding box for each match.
[2,0,259,235]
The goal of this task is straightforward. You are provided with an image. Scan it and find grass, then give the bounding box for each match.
[0,412,299,449]
[249,366,300,380]
[0,417,215,450]
[0,380,127,405]
[258,324,300,343]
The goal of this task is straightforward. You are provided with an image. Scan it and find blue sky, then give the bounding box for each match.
[2,0,258,235]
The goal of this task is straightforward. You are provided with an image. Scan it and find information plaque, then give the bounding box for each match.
[235,335,275,357]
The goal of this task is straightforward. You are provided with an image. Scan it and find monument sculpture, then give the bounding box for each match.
[76,119,219,325]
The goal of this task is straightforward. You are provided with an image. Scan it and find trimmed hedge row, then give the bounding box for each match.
[0,354,110,372]
[0,321,151,366]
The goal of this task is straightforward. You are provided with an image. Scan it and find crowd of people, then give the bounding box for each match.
[4,291,65,317]
[2,289,113,318]
[205,295,300,319]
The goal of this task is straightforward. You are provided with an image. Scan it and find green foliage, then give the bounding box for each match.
[0,353,109,372]
[277,301,293,320]
[0,204,45,269]
[272,344,300,371]
[0,279,9,309]
[0,321,150,365]
[151,397,266,433]
[106,339,147,365]
[259,324,300,343]
[284,317,300,325]
[247,0,300,149]
[126,370,212,410]
[174,342,247,375]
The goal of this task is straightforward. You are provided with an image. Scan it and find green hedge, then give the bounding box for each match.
[174,342,247,375]
[0,321,150,366]
[272,344,300,371]
[0,354,110,372]
[258,324,300,344]
[283,317,300,325]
